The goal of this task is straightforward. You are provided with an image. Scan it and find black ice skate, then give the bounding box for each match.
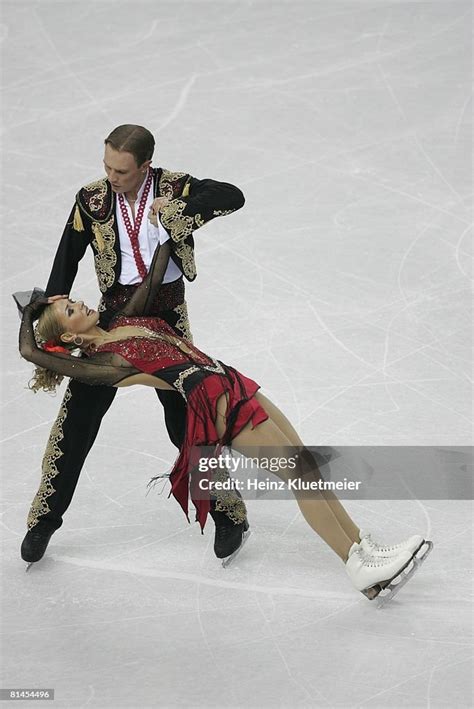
[209,506,251,567]
[21,524,55,571]
[221,522,251,568]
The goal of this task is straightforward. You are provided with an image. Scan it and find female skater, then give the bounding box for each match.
[16,241,431,601]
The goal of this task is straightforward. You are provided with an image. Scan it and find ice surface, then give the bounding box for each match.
[1,1,472,707]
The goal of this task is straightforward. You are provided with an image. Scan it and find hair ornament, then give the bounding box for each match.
[42,340,70,354]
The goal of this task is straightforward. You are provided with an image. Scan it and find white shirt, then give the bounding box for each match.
[115,171,182,285]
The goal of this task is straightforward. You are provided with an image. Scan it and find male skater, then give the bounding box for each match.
[21,124,248,565]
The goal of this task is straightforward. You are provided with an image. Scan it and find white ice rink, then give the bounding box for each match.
[1,1,472,707]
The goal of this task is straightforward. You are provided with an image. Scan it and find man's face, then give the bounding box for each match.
[103,143,150,194]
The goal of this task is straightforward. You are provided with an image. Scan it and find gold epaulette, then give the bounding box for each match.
[73,204,84,232]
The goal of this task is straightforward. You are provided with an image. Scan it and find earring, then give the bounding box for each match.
[73,335,84,346]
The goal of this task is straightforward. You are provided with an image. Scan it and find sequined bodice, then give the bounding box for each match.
[94,315,216,374]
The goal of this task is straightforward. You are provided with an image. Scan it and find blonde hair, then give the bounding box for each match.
[28,304,76,394]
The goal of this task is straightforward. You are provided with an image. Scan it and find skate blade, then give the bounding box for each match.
[25,562,34,573]
[376,540,434,608]
[221,530,251,568]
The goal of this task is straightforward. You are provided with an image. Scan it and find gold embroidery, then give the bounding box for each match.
[91,222,105,252]
[159,200,206,252]
[213,209,234,217]
[172,359,224,399]
[159,169,187,200]
[173,301,193,342]
[83,177,108,212]
[159,199,195,242]
[211,465,247,524]
[206,359,225,374]
[173,366,200,399]
[97,297,106,313]
[73,204,85,231]
[27,387,72,530]
[91,218,117,292]
[175,241,196,280]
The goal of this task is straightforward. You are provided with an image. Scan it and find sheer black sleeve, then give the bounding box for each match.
[18,302,137,387]
[116,240,171,318]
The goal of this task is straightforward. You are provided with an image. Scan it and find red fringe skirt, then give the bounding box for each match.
[166,367,269,531]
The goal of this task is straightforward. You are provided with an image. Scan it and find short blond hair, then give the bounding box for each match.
[104,124,155,167]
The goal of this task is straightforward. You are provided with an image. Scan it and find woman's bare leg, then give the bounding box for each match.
[254,392,361,544]
[214,395,355,561]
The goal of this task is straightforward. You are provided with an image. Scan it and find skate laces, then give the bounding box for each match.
[363,533,403,554]
[355,547,399,567]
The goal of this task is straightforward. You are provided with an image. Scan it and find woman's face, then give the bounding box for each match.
[51,298,99,336]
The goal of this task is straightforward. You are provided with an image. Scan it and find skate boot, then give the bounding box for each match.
[21,523,55,571]
[209,505,251,567]
[345,541,432,602]
[359,529,425,557]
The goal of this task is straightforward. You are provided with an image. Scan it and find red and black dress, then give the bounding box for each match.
[19,241,269,531]
[93,314,269,530]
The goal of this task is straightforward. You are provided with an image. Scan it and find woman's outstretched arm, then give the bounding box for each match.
[18,299,137,387]
[117,240,171,318]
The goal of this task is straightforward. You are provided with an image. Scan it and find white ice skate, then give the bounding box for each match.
[359,529,425,557]
[345,541,433,603]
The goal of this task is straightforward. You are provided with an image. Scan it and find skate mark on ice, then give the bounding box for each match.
[50,553,352,601]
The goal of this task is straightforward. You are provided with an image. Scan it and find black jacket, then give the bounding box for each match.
[45,167,245,297]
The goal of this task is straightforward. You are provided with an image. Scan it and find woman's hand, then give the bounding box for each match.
[148,197,171,226]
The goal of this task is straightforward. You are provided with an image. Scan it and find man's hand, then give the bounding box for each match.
[26,294,68,319]
[45,294,69,304]
[32,294,68,307]
[148,197,171,227]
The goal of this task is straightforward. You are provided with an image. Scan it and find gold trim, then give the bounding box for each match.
[172,358,224,399]
[173,366,199,399]
[173,301,193,342]
[175,241,196,280]
[83,177,108,213]
[213,209,234,217]
[211,465,247,524]
[159,169,187,200]
[92,218,117,292]
[27,387,72,530]
[91,222,105,252]
[159,199,195,242]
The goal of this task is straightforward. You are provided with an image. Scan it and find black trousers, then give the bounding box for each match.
[27,284,248,532]
[28,382,186,532]
[27,281,191,532]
